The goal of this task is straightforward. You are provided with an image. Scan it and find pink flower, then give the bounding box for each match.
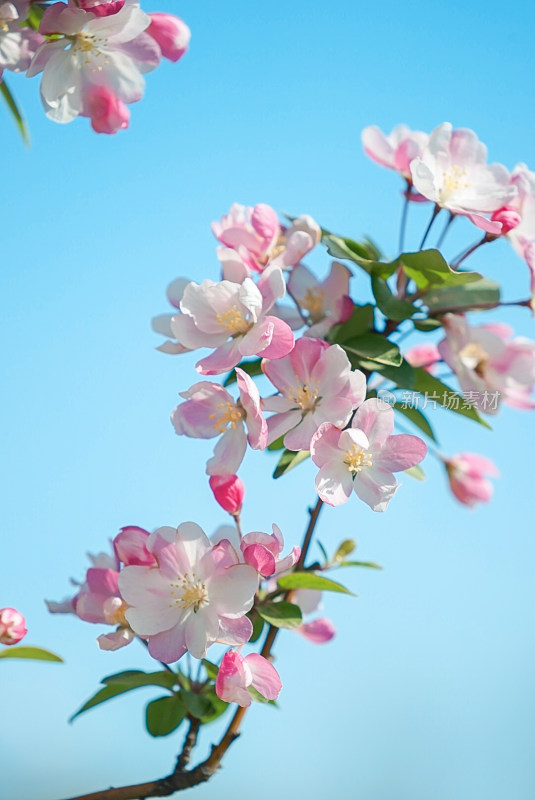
[77,0,125,16]
[444,452,499,507]
[241,524,300,578]
[114,526,156,566]
[362,123,428,180]
[209,474,245,515]
[310,398,427,511]
[215,649,282,707]
[284,261,353,337]
[410,123,516,232]
[0,607,27,645]
[262,337,366,451]
[291,589,335,644]
[118,523,259,662]
[0,1,43,79]
[152,277,193,354]
[170,266,294,375]
[171,367,267,475]
[404,343,441,373]
[27,1,161,128]
[84,84,129,133]
[438,315,535,413]
[147,13,190,62]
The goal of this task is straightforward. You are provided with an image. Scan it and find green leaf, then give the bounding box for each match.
[248,611,265,643]
[375,358,416,387]
[401,249,482,290]
[202,659,219,681]
[363,237,383,261]
[339,560,382,569]
[273,448,310,478]
[277,572,354,595]
[413,318,442,332]
[257,601,303,629]
[0,79,29,144]
[322,231,373,262]
[424,277,500,312]
[404,464,426,481]
[371,275,417,321]
[333,540,357,562]
[394,402,438,442]
[181,690,216,720]
[145,696,186,737]
[102,670,177,690]
[248,686,278,706]
[411,367,491,428]
[0,646,63,662]
[197,691,229,723]
[27,4,44,30]
[267,435,285,451]
[343,334,402,368]
[328,304,375,344]
[223,358,263,386]
[316,540,329,565]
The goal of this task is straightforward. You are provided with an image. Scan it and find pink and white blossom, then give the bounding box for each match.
[241,523,300,578]
[404,343,441,373]
[0,607,27,645]
[118,523,259,662]
[410,123,516,232]
[27,1,161,128]
[310,398,427,510]
[444,452,499,508]
[291,589,335,644]
[262,337,366,451]
[147,13,190,62]
[215,649,282,707]
[0,1,42,80]
[281,261,353,337]
[171,367,267,474]
[437,314,535,413]
[170,266,294,374]
[362,123,428,181]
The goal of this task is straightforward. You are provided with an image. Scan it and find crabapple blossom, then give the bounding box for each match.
[437,315,535,413]
[118,523,259,662]
[404,342,441,373]
[262,337,366,451]
[169,266,294,374]
[0,1,42,80]
[84,84,129,133]
[215,649,282,707]
[0,607,27,645]
[147,13,190,62]
[444,452,499,508]
[209,474,245,515]
[291,589,335,644]
[310,398,427,510]
[362,123,428,181]
[27,1,161,128]
[171,367,267,475]
[282,261,353,337]
[241,523,300,578]
[77,0,125,16]
[113,525,156,566]
[410,122,516,232]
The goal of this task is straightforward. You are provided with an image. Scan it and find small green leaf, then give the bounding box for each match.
[316,540,329,565]
[197,690,229,723]
[343,334,402,367]
[412,367,491,428]
[0,79,29,144]
[257,601,303,629]
[248,686,278,706]
[404,464,426,481]
[102,670,177,689]
[394,402,438,442]
[267,435,285,451]
[181,690,215,720]
[328,304,375,344]
[145,695,186,737]
[0,646,63,662]
[375,358,416,387]
[371,276,417,321]
[248,611,265,643]
[322,231,373,262]
[339,560,382,569]
[273,448,310,478]
[424,277,500,312]
[223,358,263,386]
[202,659,219,680]
[401,249,482,290]
[413,318,442,332]
[333,540,357,562]
[277,572,354,595]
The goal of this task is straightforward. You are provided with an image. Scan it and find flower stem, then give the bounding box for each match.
[419,204,441,250]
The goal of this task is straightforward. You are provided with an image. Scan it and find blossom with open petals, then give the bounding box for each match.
[0,1,42,80]
[404,343,441,373]
[0,607,27,645]
[310,399,427,510]
[281,261,353,337]
[444,452,499,508]
[362,123,428,181]
[118,523,258,662]
[262,337,366,451]
[215,649,282,707]
[240,523,300,578]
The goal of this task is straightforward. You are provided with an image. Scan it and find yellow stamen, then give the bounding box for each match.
[169,572,207,613]
[343,445,373,474]
[216,304,251,335]
[209,401,244,433]
[286,382,320,412]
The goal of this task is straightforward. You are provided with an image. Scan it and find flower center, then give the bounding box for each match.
[209,401,244,433]
[286,382,320,412]
[301,288,325,321]
[441,165,471,200]
[216,304,251,335]
[343,445,373,474]
[107,601,129,627]
[169,572,208,613]
[459,342,488,376]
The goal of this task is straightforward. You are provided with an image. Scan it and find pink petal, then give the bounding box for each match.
[295,617,336,644]
[246,653,282,700]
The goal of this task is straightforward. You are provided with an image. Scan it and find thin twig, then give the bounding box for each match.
[419,204,440,250]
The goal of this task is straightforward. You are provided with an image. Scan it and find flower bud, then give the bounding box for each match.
[444,452,499,507]
[85,85,129,135]
[147,13,191,62]
[491,205,522,234]
[0,607,27,645]
[209,474,245,515]
[113,526,155,566]
[77,0,125,17]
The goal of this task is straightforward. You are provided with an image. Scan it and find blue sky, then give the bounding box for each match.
[1,1,535,798]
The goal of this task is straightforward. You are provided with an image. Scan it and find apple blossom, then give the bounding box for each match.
[241,524,300,578]
[404,343,441,373]
[281,261,353,337]
[362,123,428,181]
[292,590,335,644]
[215,649,282,707]
[0,1,42,80]
[209,474,245,515]
[310,398,427,510]
[437,315,535,413]
[410,123,516,232]
[171,367,267,475]
[118,523,259,662]
[262,337,366,451]
[84,84,129,133]
[0,607,27,645]
[147,13,190,62]
[444,452,499,508]
[169,266,294,374]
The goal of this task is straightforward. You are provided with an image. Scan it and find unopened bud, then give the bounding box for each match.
[490,206,522,234]
[0,607,27,645]
[209,474,245,515]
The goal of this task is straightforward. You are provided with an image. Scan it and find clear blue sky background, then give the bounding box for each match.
[2,1,535,798]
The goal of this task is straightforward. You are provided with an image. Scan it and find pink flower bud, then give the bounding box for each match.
[295,617,336,644]
[113,526,156,566]
[215,649,282,707]
[77,0,125,17]
[444,452,499,507]
[209,474,245,515]
[147,13,191,63]
[85,85,129,135]
[491,205,522,234]
[0,607,27,645]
